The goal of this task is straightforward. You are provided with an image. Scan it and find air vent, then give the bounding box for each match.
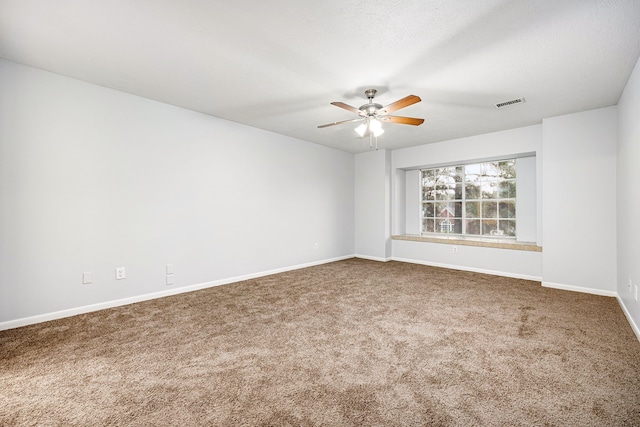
[494,97,525,109]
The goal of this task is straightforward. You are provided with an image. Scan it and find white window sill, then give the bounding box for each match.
[391,234,542,252]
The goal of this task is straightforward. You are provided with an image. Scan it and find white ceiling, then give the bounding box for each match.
[1,0,640,153]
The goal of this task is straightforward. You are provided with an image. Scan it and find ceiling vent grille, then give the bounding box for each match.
[494,97,525,109]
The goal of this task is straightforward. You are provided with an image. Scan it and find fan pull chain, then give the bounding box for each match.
[368,132,379,150]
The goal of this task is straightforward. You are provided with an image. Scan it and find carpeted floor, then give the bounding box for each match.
[1,258,640,426]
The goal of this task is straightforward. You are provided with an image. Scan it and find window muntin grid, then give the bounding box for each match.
[421,160,516,238]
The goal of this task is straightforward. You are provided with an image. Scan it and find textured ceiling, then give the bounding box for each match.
[1,0,640,153]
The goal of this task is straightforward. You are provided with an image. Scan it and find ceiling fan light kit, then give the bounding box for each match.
[355,122,368,137]
[318,89,424,149]
[355,118,384,138]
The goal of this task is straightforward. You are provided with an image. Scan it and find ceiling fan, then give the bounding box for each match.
[318,89,424,148]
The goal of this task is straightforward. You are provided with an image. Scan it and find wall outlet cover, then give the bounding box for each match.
[115,267,126,280]
[83,272,93,284]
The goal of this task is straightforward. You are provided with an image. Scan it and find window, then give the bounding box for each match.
[421,160,516,238]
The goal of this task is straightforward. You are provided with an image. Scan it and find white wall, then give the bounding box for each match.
[393,241,543,280]
[617,55,640,334]
[390,125,543,279]
[392,125,542,179]
[541,107,617,295]
[515,156,537,243]
[355,149,391,261]
[405,170,421,235]
[0,59,355,326]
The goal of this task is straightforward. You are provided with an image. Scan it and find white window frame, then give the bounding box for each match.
[420,160,517,238]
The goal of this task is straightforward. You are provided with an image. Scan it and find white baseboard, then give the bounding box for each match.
[0,255,354,331]
[616,296,640,343]
[355,254,392,262]
[541,281,618,297]
[391,256,542,282]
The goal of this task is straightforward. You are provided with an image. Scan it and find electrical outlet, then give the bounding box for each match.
[635,285,638,302]
[314,243,319,250]
[83,272,93,284]
[166,274,174,286]
[166,264,174,275]
[115,267,126,280]
[452,246,458,254]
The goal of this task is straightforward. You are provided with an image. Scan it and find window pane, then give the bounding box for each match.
[422,169,435,180]
[499,220,516,237]
[436,218,459,234]
[499,180,516,198]
[482,201,498,218]
[499,201,516,219]
[423,188,435,201]
[481,182,498,199]
[422,202,435,218]
[465,201,480,218]
[436,202,454,218]
[421,170,436,191]
[454,166,463,183]
[436,185,456,200]
[452,201,463,218]
[465,183,480,199]
[454,183,463,199]
[465,163,481,182]
[481,162,499,180]
[435,167,460,184]
[466,219,481,235]
[422,218,434,233]
[434,175,447,187]
[422,177,436,189]
[482,220,498,236]
[436,168,456,185]
[498,160,516,179]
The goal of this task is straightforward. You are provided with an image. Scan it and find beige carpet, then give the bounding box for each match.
[1,259,640,426]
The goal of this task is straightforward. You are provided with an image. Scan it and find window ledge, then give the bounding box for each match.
[392,234,542,252]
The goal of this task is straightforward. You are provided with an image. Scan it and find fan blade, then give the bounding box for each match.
[380,95,421,114]
[331,101,362,115]
[379,116,425,126]
[318,117,364,128]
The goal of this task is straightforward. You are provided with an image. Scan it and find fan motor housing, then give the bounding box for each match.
[360,103,383,116]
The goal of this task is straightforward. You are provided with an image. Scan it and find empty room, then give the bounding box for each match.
[1,1,640,425]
